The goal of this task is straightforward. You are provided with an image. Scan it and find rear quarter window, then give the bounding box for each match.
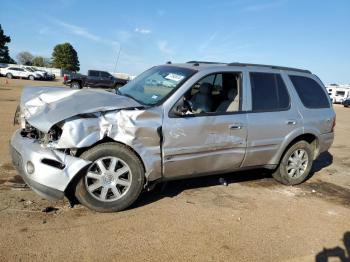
[289,75,330,108]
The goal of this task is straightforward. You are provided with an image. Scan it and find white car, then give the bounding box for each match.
[23,67,47,80]
[3,66,41,80]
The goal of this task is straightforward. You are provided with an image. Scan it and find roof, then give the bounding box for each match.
[166,61,311,74]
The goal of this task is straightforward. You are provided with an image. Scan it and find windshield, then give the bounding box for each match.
[26,68,34,72]
[118,65,196,106]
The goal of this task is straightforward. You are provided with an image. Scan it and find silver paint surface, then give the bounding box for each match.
[10,64,336,201]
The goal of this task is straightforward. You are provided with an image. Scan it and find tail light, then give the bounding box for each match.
[63,74,68,81]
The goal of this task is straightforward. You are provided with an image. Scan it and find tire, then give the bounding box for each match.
[74,143,145,212]
[28,75,35,81]
[70,81,82,89]
[6,73,13,79]
[272,140,314,185]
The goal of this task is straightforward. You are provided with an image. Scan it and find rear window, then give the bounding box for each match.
[250,72,290,112]
[289,75,330,108]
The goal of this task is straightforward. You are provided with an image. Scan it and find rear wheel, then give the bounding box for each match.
[6,73,13,79]
[28,75,35,81]
[74,143,144,212]
[272,140,314,185]
[70,81,81,89]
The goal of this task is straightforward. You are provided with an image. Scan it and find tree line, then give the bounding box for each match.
[0,24,80,72]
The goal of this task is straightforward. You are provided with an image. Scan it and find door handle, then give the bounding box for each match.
[286,120,297,125]
[229,124,243,130]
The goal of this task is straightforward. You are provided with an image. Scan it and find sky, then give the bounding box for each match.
[0,0,349,83]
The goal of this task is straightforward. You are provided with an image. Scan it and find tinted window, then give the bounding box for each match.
[250,73,290,112]
[89,71,99,77]
[289,75,330,108]
[101,71,111,78]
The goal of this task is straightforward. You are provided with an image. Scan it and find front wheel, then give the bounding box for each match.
[28,75,35,81]
[272,141,314,185]
[74,143,145,212]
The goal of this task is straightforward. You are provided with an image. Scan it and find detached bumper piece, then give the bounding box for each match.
[10,130,91,200]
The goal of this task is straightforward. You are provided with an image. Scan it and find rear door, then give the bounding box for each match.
[86,70,100,87]
[100,71,114,88]
[243,71,303,167]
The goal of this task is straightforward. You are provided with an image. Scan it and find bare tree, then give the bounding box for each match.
[16,51,34,65]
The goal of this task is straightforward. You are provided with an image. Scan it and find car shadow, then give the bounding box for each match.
[132,151,334,210]
[131,169,270,209]
[315,231,350,262]
[311,151,334,173]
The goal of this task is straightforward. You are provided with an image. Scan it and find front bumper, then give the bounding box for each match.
[10,130,91,200]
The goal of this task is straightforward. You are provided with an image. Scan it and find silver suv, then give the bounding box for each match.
[10,62,335,212]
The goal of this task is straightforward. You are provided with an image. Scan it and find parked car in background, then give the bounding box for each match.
[10,62,335,212]
[3,66,41,80]
[0,65,5,77]
[333,88,350,104]
[22,67,47,80]
[63,70,128,89]
[28,67,55,80]
[343,97,350,107]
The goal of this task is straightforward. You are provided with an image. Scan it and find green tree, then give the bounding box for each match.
[51,43,80,71]
[0,24,15,63]
[32,56,45,67]
[16,51,34,65]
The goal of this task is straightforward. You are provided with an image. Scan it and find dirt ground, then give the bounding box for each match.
[0,78,349,261]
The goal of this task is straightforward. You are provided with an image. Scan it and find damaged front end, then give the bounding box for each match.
[10,86,162,201]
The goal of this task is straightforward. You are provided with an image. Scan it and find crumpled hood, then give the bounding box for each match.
[21,86,142,132]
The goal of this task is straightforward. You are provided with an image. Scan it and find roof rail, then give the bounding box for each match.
[227,62,311,74]
[186,61,225,64]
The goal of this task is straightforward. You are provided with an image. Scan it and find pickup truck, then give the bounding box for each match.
[64,70,128,89]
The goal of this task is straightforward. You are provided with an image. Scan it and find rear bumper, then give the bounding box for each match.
[10,130,91,200]
[319,132,334,154]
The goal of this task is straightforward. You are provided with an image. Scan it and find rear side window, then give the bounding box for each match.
[250,72,290,112]
[89,70,99,77]
[289,75,330,108]
[101,71,111,78]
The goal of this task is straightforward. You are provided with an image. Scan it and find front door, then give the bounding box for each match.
[162,72,247,178]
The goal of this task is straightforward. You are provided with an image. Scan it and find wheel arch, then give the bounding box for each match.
[64,137,147,203]
[273,133,319,166]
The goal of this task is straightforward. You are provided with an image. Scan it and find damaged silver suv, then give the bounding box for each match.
[10,62,335,212]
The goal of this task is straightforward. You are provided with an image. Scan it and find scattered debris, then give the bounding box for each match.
[237,217,241,221]
[42,219,47,224]
[219,177,228,186]
[10,183,29,189]
[41,206,59,213]
[18,198,25,202]
[312,189,317,193]
[24,200,33,206]
[186,200,195,204]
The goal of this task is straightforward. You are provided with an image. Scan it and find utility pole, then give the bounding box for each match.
[114,45,121,74]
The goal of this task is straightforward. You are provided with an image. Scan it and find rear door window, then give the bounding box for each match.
[250,72,290,112]
[101,71,111,78]
[89,71,99,77]
[289,75,330,108]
